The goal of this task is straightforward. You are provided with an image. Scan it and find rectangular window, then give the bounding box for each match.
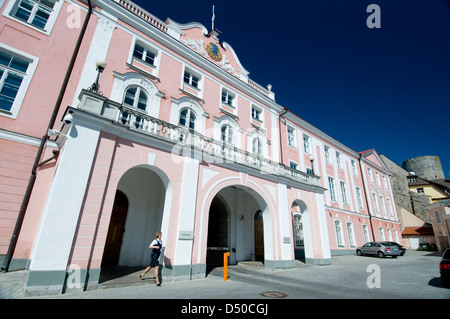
[133,43,156,66]
[11,0,57,30]
[351,160,357,176]
[184,70,199,88]
[303,134,311,154]
[289,161,298,170]
[329,177,337,202]
[340,181,348,205]
[347,222,355,247]
[368,168,374,183]
[287,126,296,147]
[335,220,344,247]
[251,105,262,121]
[325,145,331,163]
[336,152,342,169]
[356,187,364,209]
[221,88,235,106]
[380,195,387,217]
[372,193,380,215]
[0,50,30,113]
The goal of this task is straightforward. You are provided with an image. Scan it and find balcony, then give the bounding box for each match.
[76,89,321,188]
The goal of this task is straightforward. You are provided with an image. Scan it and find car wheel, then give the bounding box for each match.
[377,251,385,258]
[356,250,363,256]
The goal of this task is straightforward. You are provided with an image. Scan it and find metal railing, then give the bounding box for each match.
[77,90,320,187]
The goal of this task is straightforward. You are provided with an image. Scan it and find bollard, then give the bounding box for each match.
[224,252,230,281]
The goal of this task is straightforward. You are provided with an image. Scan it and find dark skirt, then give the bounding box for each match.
[149,251,160,267]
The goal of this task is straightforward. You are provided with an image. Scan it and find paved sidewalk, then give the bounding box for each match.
[0,269,26,299]
[1,251,449,300]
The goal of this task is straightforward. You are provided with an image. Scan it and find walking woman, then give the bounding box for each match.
[140,231,164,286]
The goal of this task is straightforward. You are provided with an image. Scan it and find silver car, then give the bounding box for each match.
[356,241,401,258]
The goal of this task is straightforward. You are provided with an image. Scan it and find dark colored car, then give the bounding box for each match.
[380,241,406,256]
[356,241,401,258]
[440,248,450,288]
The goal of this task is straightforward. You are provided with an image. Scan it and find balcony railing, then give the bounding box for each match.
[76,90,321,187]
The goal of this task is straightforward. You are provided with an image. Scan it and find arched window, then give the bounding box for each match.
[362,224,370,243]
[335,220,344,247]
[121,86,148,128]
[123,86,147,111]
[252,137,262,155]
[379,227,386,241]
[347,222,355,247]
[179,108,196,130]
[221,125,233,144]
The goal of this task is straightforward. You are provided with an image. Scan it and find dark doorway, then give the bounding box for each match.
[254,210,264,262]
[206,194,230,270]
[101,191,128,267]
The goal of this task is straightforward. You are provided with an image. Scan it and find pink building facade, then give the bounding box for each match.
[0,0,402,295]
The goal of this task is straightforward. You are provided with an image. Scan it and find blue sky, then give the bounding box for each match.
[132,0,450,178]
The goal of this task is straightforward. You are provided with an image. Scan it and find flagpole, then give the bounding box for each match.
[212,5,215,31]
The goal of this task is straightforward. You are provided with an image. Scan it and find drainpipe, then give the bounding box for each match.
[278,107,288,164]
[1,0,94,272]
[359,154,376,241]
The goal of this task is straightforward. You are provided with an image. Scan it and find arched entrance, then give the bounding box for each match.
[101,190,129,266]
[101,165,168,268]
[291,200,312,263]
[206,194,230,269]
[205,185,271,271]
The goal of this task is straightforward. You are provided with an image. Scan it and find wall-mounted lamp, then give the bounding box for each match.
[88,59,107,94]
[309,155,315,175]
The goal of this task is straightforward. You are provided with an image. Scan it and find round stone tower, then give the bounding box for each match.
[402,156,445,180]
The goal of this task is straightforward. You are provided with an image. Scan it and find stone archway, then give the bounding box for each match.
[204,184,272,271]
[291,200,313,263]
[101,165,169,268]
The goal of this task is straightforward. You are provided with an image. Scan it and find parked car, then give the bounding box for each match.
[356,241,402,258]
[440,248,450,288]
[380,241,406,256]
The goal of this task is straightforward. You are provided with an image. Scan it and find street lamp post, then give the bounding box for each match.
[88,59,107,94]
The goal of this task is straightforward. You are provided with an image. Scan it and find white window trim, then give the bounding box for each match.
[287,125,297,148]
[251,104,263,123]
[303,134,311,154]
[0,43,39,119]
[334,219,345,248]
[181,65,203,95]
[128,36,161,77]
[3,0,64,36]
[346,221,356,248]
[220,86,237,108]
[213,114,241,149]
[328,176,337,202]
[324,145,331,164]
[340,181,348,205]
